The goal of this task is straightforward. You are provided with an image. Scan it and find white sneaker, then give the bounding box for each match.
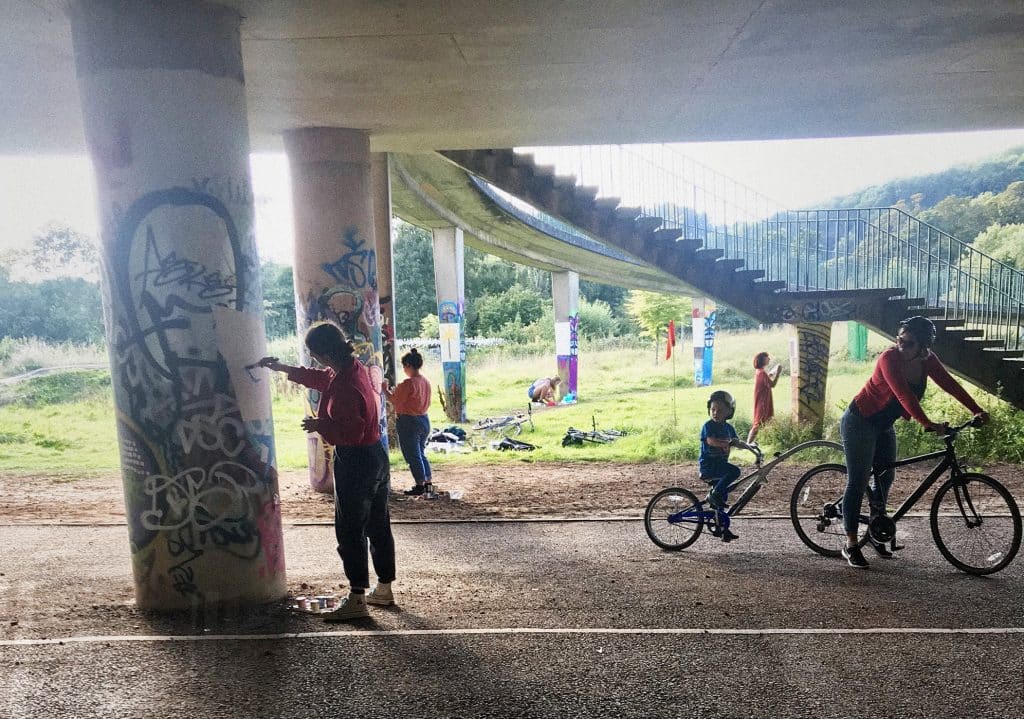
[366,583,395,606]
[323,593,369,622]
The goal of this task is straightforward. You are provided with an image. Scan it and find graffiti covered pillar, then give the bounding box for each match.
[372,153,397,390]
[431,226,467,422]
[692,298,718,386]
[551,270,579,401]
[789,322,832,434]
[283,128,384,493]
[70,0,285,609]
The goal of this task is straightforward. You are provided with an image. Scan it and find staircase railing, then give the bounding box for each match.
[521,145,1024,350]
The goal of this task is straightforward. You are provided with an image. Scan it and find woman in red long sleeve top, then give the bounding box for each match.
[837,316,988,569]
[259,322,395,620]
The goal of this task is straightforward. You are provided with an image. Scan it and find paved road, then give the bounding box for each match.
[2,518,1022,717]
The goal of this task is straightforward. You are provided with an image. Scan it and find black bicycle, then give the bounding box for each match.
[790,418,1022,575]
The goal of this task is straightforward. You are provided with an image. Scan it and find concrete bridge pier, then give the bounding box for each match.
[552,271,580,400]
[372,153,398,390]
[432,227,468,422]
[283,128,386,493]
[69,0,284,609]
[789,322,833,435]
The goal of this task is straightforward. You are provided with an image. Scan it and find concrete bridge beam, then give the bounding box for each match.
[69,0,284,609]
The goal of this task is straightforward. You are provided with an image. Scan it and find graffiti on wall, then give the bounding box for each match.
[298,226,386,492]
[692,299,717,387]
[437,299,466,421]
[792,322,831,429]
[106,186,280,602]
[555,313,579,399]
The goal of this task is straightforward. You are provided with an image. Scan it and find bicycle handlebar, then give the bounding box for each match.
[931,415,985,438]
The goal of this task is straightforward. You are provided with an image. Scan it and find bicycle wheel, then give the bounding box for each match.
[930,473,1022,575]
[644,487,703,550]
[790,463,857,558]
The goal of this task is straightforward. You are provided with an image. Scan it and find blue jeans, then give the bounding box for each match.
[333,443,395,590]
[396,414,432,485]
[701,459,741,505]
[840,406,897,535]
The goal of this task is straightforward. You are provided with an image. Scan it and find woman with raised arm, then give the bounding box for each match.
[259,322,396,620]
[838,316,988,569]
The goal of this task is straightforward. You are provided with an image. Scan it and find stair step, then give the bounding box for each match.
[716,258,746,272]
[964,339,1007,350]
[674,238,703,253]
[943,328,984,339]
[931,319,965,329]
[695,248,724,261]
[735,269,766,282]
[614,206,642,221]
[636,215,664,233]
[593,197,621,212]
[754,280,787,293]
[984,349,1024,359]
[552,174,579,189]
[574,185,600,202]
[652,228,683,243]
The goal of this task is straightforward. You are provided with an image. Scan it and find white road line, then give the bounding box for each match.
[2,626,1023,647]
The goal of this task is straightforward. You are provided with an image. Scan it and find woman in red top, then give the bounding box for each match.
[382,348,434,496]
[837,316,988,568]
[746,351,782,444]
[259,322,395,620]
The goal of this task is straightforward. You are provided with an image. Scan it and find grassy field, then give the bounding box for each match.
[0,326,900,473]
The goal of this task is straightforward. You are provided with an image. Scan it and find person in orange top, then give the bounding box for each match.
[746,352,782,444]
[383,348,434,496]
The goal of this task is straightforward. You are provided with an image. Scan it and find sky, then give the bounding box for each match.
[2,128,1024,272]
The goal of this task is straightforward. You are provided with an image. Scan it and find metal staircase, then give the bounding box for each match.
[439,147,1024,410]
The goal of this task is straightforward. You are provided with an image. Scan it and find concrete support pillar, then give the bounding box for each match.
[432,227,467,422]
[789,322,832,435]
[372,154,397,390]
[552,271,580,400]
[70,0,284,609]
[283,128,385,493]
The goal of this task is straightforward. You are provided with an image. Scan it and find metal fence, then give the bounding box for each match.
[521,145,1024,350]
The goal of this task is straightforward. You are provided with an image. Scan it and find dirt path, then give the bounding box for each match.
[2,461,1021,523]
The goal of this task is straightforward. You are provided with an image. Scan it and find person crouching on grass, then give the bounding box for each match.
[700,390,755,543]
[259,321,396,621]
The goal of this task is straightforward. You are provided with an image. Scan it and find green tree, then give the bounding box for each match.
[625,290,691,345]
[392,222,437,338]
[476,286,548,335]
[260,262,296,338]
[974,223,1024,269]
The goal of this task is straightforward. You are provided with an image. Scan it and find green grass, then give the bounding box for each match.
[2,325,1017,473]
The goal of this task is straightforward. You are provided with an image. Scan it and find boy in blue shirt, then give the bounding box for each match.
[700,390,754,542]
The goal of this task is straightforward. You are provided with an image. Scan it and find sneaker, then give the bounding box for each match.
[403,485,425,496]
[867,537,894,559]
[841,544,869,568]
[366,583,395,606]
[704,490,725,509]
[422,483,435,498]
[323,594,369,622]
[721,528,739,543]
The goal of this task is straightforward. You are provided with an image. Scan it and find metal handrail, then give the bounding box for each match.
[519,145,1024,351]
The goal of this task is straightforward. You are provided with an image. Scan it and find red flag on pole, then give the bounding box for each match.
[666,320,676,360]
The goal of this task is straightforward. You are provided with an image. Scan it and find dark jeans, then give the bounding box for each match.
[396,414,432,485]
[333,443,395,590]
[840,406,897,535]
[701,459,741,505]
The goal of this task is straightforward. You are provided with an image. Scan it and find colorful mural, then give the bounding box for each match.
[692,298,717,387]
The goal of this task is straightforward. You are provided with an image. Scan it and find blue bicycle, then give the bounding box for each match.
[644,440,842,550]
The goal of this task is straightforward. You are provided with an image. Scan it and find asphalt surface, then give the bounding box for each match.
[2,518,1023,718]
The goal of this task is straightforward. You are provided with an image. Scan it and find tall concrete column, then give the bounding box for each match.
[432,227,467,422]
[789,322,832,434]
[284,128,385,493]
[372,154,397,390]
[70,0,284,609]
[552,270,579,400]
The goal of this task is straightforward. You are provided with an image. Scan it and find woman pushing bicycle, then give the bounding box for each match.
[838,316,988,568]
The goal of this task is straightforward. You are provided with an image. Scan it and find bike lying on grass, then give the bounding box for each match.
[790,417,1022,575]
[472,404,534,438]
[644,439,843,549]
[562,416,627,446]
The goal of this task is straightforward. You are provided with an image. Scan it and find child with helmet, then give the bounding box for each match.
[700,389,756,542]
